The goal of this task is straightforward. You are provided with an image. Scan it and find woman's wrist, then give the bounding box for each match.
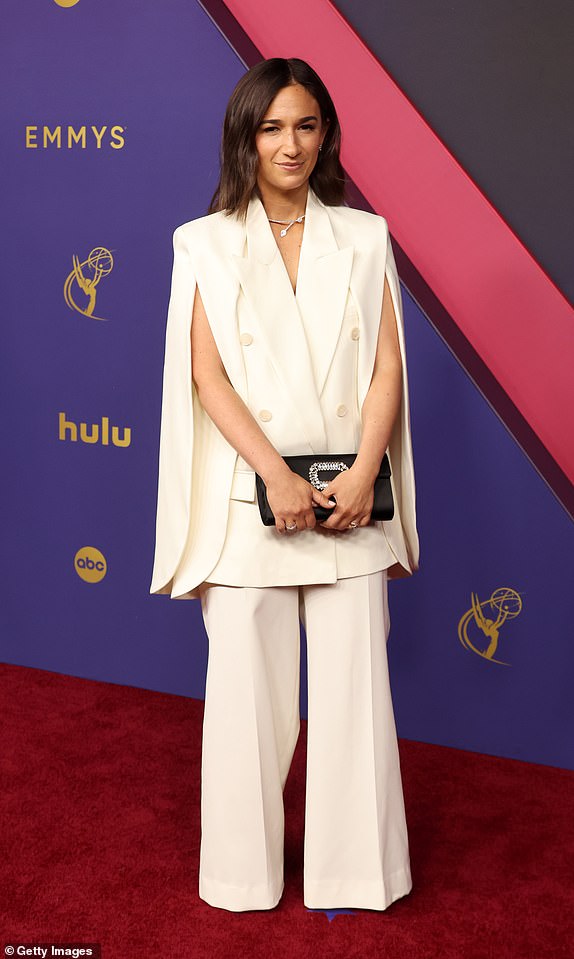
[258,454,292,486]
[351,453,383,485]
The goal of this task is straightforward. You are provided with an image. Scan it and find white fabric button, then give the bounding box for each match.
[350,326,360,340]
[239,332,253,346]
[259,409,272,422]
[336,404,348,417]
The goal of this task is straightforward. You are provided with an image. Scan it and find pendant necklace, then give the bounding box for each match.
[267,214,305,238]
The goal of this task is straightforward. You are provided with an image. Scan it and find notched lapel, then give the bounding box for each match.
[296,244,354,396]
[295,189,354,395]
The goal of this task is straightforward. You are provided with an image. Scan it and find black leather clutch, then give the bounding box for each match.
[255,453,394,526]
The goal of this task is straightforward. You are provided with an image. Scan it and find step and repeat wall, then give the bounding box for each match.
[2,0,573,769]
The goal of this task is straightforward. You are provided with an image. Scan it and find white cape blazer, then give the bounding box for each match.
[150,188,419,599]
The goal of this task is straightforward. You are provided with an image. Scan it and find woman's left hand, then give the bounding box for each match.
[318,464,375,531]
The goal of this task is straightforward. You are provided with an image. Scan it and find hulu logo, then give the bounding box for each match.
[58,412,131,447]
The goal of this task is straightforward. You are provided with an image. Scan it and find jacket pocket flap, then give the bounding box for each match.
[230,468,256,503]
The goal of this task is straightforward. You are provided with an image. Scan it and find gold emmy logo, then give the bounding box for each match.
[458,588,523,666]
[74,546,107,584]
[64,246,114,321]
[25,125,125,149]
[53,0,81,7]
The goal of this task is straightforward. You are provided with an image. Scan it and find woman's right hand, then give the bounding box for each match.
[265,467,335,534]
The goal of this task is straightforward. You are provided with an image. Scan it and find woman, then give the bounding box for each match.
[150,57,419,912]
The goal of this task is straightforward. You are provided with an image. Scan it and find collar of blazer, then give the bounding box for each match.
[231,187,355,409]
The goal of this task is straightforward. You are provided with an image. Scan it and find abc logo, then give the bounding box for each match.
[74,546,107,583]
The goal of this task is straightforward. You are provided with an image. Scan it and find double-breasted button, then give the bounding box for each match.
[239,332,253,346]
[350,326,360,340]
[336,404,348,417]
[258,409,272,422]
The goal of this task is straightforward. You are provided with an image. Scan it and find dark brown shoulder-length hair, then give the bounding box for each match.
[208,58,346,218]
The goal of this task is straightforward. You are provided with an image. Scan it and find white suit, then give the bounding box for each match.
[150,187,419,911]
[150,188,418,599]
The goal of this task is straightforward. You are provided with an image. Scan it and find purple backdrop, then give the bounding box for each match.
[2,0,573,770]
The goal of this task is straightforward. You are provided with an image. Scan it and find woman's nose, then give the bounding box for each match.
[281,131,301,154]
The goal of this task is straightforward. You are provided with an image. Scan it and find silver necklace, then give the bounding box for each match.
[267,213,305,237]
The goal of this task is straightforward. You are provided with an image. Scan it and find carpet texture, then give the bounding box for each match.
[1,662,573,959]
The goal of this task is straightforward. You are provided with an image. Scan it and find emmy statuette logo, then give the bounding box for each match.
[74,546,107,583]
[64,247,114,321]
[458,588,523,666]
[53,0,81,6]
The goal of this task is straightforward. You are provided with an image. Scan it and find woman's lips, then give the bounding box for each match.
[277,162,303,170]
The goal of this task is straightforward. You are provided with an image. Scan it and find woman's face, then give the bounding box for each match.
[254,83,326,199]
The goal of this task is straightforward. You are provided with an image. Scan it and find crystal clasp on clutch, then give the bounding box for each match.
[308,461,349,491]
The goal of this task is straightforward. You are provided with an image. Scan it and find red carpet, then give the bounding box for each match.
[1,661,573,959]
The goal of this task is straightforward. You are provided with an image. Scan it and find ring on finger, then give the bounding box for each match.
[348,521,358,528]
[285,522,297,531]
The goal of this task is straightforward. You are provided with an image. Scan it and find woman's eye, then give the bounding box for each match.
[260,124,316,133]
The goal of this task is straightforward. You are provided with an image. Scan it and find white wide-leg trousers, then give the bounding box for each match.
[198,570,412,912]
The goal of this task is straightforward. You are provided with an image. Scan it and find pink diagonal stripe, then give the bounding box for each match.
[223,0,574,484]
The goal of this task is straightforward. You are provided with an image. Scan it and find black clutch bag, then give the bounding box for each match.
[255,453,394,526]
